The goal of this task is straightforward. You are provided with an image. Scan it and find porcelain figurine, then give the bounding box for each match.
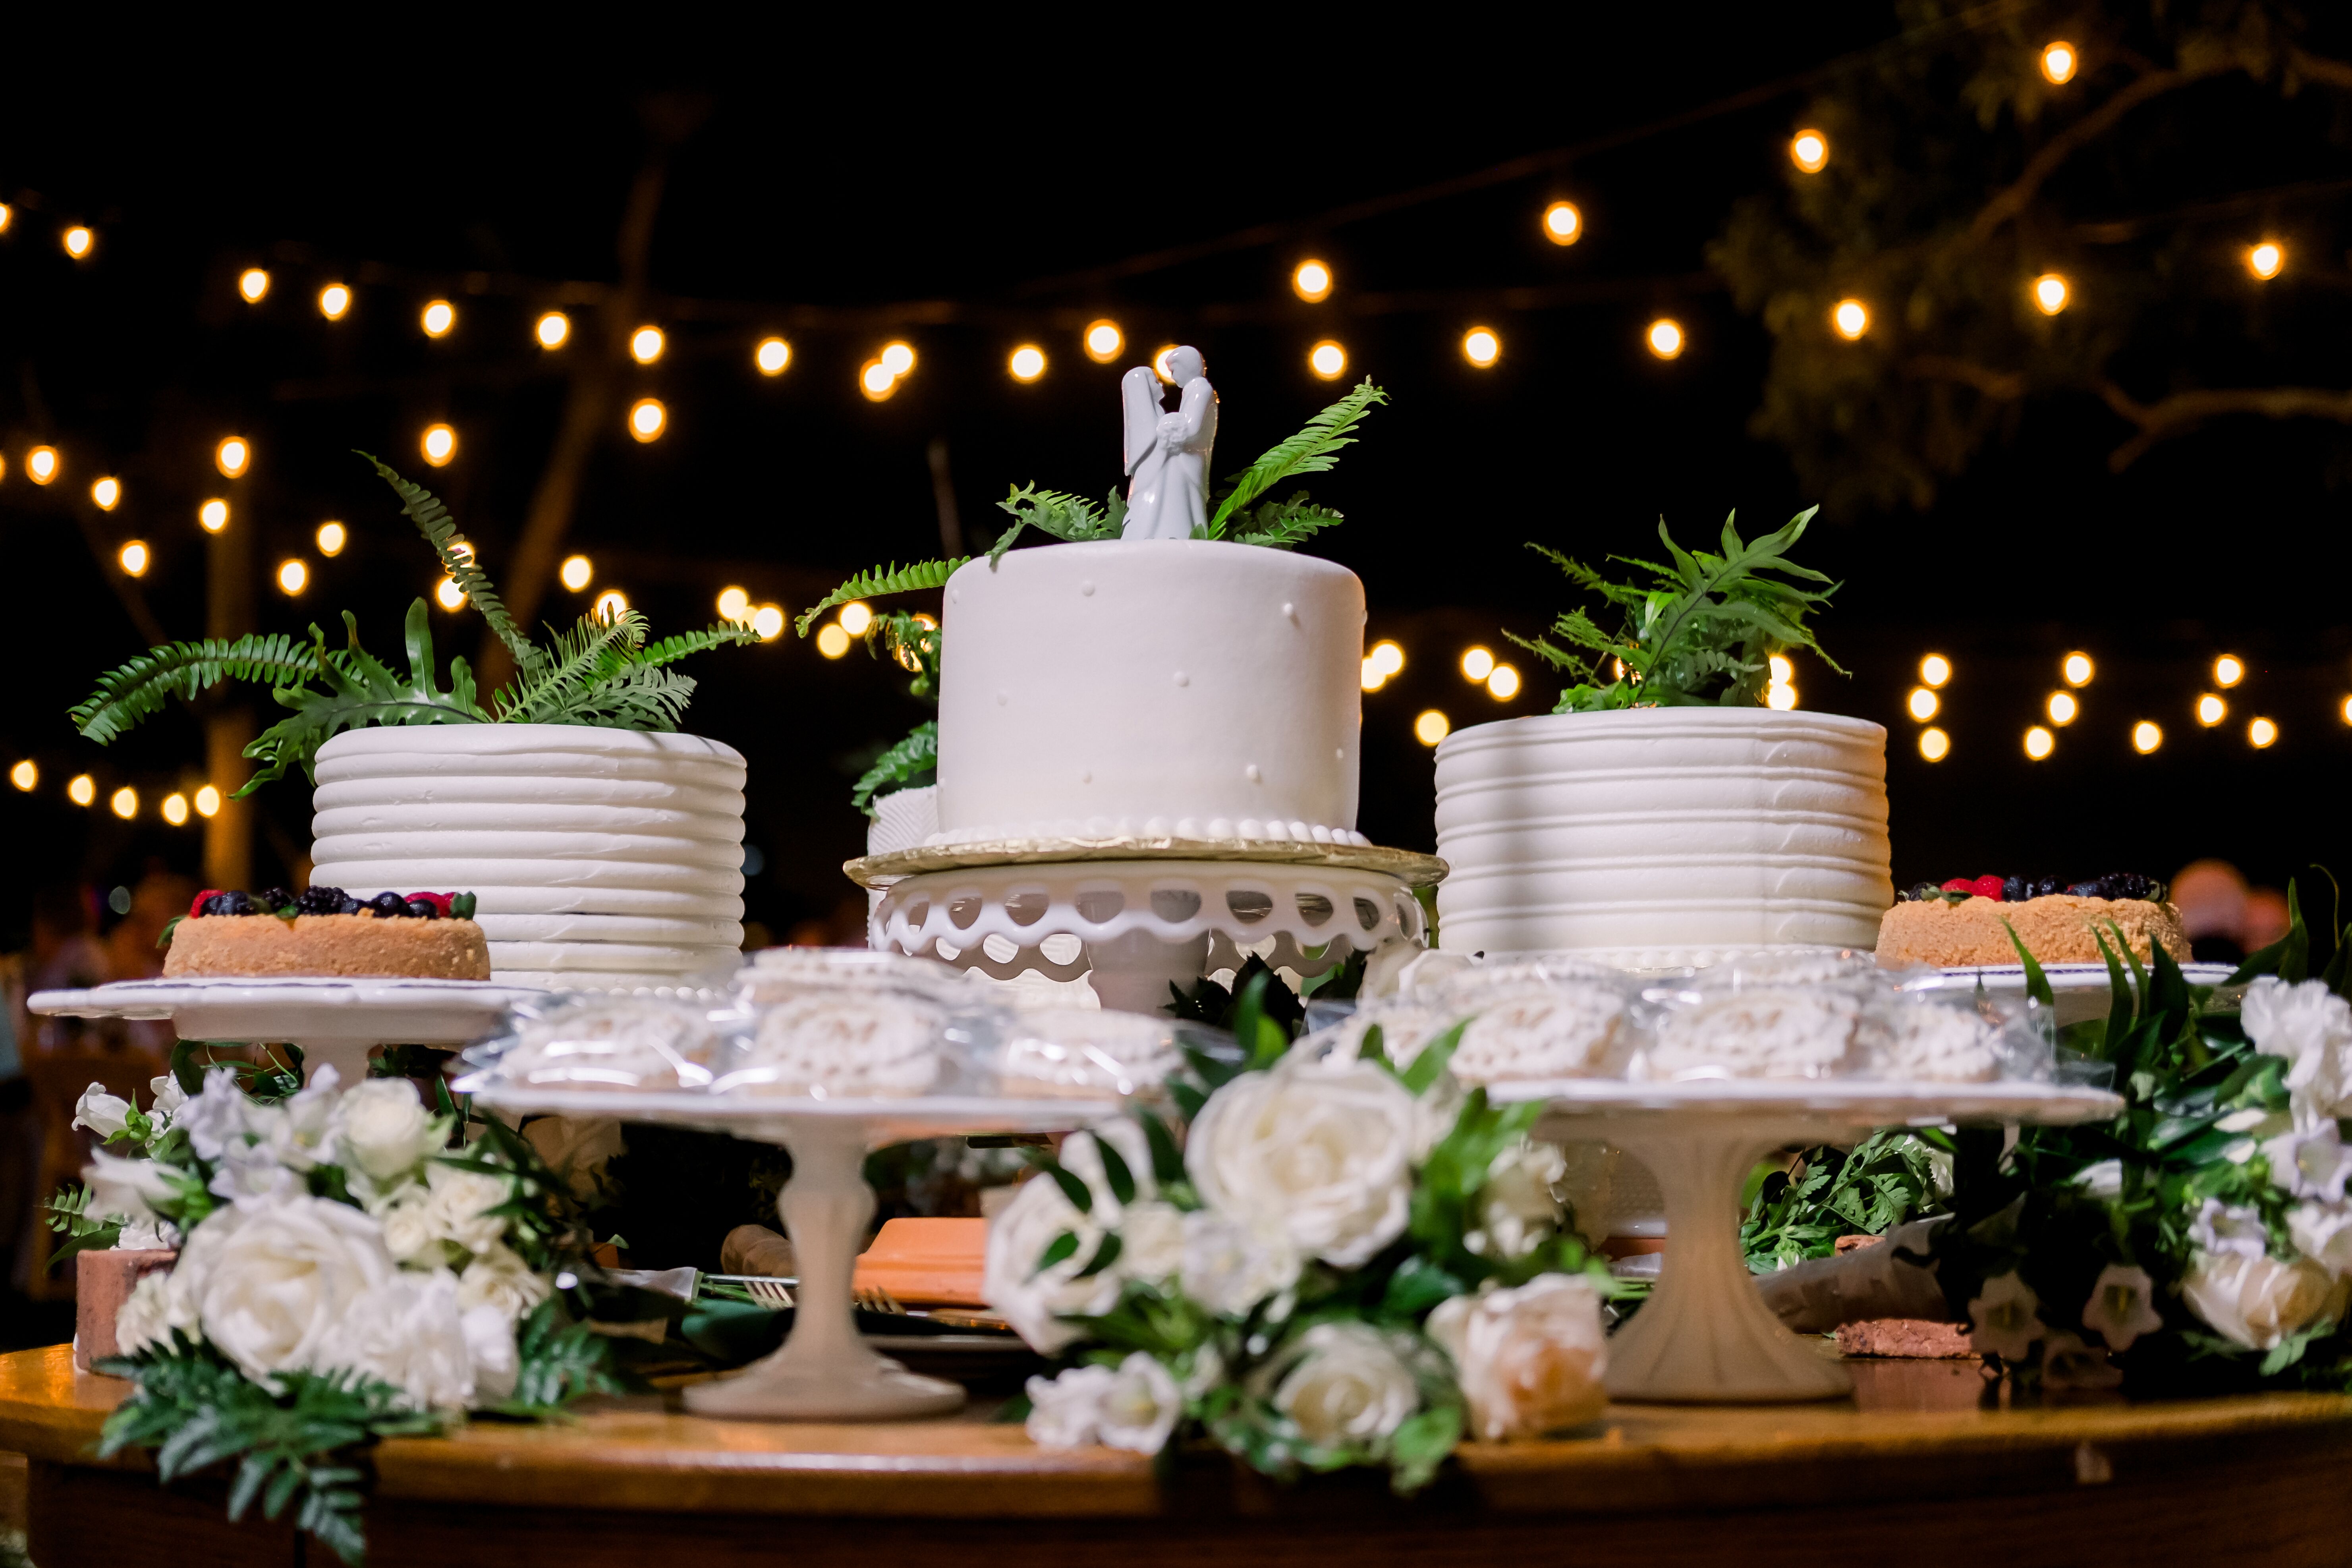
[1119,345,1217,539]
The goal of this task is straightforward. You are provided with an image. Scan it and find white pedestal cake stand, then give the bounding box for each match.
[1490,1079,2124,1404]
[28,978,545,1085]
[848,839,1445,1013]
[469,1087,1121,1420]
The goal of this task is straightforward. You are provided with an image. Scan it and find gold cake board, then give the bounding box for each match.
[845,836,1447,890]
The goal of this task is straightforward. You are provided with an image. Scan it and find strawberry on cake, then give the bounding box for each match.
[161,886,492,980]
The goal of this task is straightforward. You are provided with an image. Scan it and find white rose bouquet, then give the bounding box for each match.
[62,1047,622,1565]
[990,975,1619,1493]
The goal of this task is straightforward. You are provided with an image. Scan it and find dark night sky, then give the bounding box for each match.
[4,11,2349,943]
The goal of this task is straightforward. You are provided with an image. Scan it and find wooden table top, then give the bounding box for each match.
[11,1343,2352,1520]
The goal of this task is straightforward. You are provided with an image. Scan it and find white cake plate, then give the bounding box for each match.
[471,1088,1120,1421]
[1491,1079,2122,1405]
[28,977,545,1085]
[1911,962,2241,1027]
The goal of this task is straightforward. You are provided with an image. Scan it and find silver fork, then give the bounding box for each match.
[854,1285,907,1315]
[743,1278,796,1309]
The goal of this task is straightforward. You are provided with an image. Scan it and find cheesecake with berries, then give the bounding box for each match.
[1875,872,2191,968]
[161,886,492,981]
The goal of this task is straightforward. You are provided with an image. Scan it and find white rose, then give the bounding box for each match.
[115,1218,180,1251]
[423,1163,514,1254]
[334,1078,442,1187]
[71,1083,133,1141]
[2079,1264,2163,1353]
[172,1194,398,1383]
[174,1068,257,1162]
[114,1269,193,1356]
[2182,1250,2350,1350]
[337,1268,475,1412]
[2188,1198,2270,1260]
[461,1303,519,1404]
[1024,1363,1116,1449]
[1265,1322,1420,1451]
[456,1242,552,1324]
[1427,1274,1607,1441]
[1967,1271,2042,1360]
[2243,977,2352,1124]
[1178,1209,1301,1317]
[266,1066,342,1173]
[1187,1062,1416,1269]
[83,1150,183,1226]
[2072,1160,2125,1200]
[378,1191,450,1267]
[1466,1143,1567,1262]
[1097,1352,1183,1454]
[982,1127,1148,1354]
[2290,1201,2352,1278]
[2265,1122,2352,1203]
[149,1074,189,1121]
[206,1140,303,1209]
[1116,1200,1186,1284]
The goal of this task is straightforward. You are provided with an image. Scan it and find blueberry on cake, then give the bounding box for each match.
[1875,872,2190,968]
[161,886,491,980]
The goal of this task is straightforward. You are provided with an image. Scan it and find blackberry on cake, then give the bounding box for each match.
[1875,871,2189,967]
[161,886,492,980]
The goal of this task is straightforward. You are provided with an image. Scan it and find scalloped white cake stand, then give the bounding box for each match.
[469,1088,1120,1420]
[1490,1079,2123,1404]
[27,977,546,1085]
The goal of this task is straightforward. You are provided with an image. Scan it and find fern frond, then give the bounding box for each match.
[494,611,643,724]
[987,484,1122,564]
[71,635,325,744]
[634,621,761,670]
[1207,379,1387,533]
[1229,495,1344,550]
[795,559,967,637]
[852,722,938,817]
[359,453,539,673]
[551,666,699,732]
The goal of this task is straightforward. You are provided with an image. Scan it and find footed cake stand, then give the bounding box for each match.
[848,838,1444,1013]
[28,977,545,1085]
[1491,1079,2123,1404]
[469,1087,1121,1420]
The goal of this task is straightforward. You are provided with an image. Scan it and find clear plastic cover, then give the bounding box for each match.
[995,1006,1191,1098]
[453,993,744,1093]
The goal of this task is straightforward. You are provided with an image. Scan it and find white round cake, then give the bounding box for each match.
[932,539,1366,846]
[1432,707,1891,966]
[307,724,747,989]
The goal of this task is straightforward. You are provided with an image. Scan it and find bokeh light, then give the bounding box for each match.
[1462,327,1500,367]
[421,424,457,466]
[1919,654,1952,688]
[630,325,665,364]
[118,541,149,577]
[2248,242,2284,280]
[1907,687,1939,721]
[1009,345,1047,382]
[1832,299,1869,339]
[839,602,874,637]
[1293,259,1333,301]
[1369,641,1406,678]
[2213,655,2245,687]
[435,576,466,611]
[1084,321,1124,363]
[756,337,792,375]
[67,774,96,807]
[2063,652,2094,686]
[594,589,630,621]
[1919,728,1950,761]
[195,785,222,817]
[629,398,667,441]
[1790,130,1829,172]
[199,499,230,533]
[317,521,347,556]
[1647,319,1685,359]
[2250,717,2279,749]
[2041,41,2078,83]
[816,623,852,659]
[216,436,250,477]
[717,586,751,622]
[2033,274,2070,315]
[91,477,120,510]
[1542,201,1582,244]
[238,268,271,303]
[1460,646,1495,682]
[536,311,571,349]
[559,554,593,591]
[1309,341,1347,379]
[2196,693,2227,726]
[277,559,308,595]
[110,786,138,820]
[2133,721,2164,754]
[1414,710,1451,747]
[1487,663,1522,700]
[880,342,916,377]
[751,605,785,641]
[319,284,352,320]
[27,447,58,484]
[8,761,33,792]
[2024,726,2055,760]
[2047,691,2078,725]
[162,792,190,826]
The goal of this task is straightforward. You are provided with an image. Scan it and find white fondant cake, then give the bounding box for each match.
[308,724,747,989]
[932,539,1366,846]
[1432,707,1891,966]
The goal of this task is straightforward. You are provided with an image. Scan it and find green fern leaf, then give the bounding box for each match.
[495,610,643,724]
[1229,494,1345,549]
[796,559,967,637]
[1207,379,1387,534]
[634,620,760,670]
[70,634,324,744]
[852,721,938,817]
[358,453,540,673]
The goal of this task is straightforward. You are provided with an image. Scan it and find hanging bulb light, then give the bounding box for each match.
[1083,320,1123,363]
[421,299,456,338]
[1292,259,1333,302]
[2040,41,2078,84]
[238,268,271,303]
[1541,201,1582,245]
[755,337,792,375]
[1831,299,1869,339]
[1647,319,1686,359]
[421,424,457,466]
[629,398,667,441]
[1789,130,1829,173]
[630,325,665,364]
[2033,273,2070,315]
[318,283,352,320]
[1461,327,1500,367]
[1008,344,1047,382]
[536,311,572,349]
[215,436,251,477]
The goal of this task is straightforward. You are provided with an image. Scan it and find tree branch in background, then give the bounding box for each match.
[1902,357,2027,402]
[2096,378,2352,470]
[1963,63,2233,248]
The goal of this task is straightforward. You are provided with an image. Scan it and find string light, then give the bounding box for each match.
[630,325,665,364]
[2342,695,2352,727]
[1919,654,1952,688]
[1919,728,1951,761]
[199,499,230,533]
[1769,655,1794,685]
[1083,321,1124,363]
[717,586,751,622]
[2133,721,2164,754]
[63,226,93,259]
[118,541,150,577]
[1646,319,1685,359]
[536,311,571,349]
[2062,652,2094,686]
[0,205,12,233]
[1308,341,1347,379]
[2033,274,2069,315]
[816,623,852,658]
[1369,641,1405,678]
[277,559,308,595]
[559,554,593,591]
[1293,259,1333,302]
[2249,717,2279,749]
[755,337,792,375]
[1462,327,1500,367]
[2024,726,2055,759]
[2248,242,2284,281]
[859,360,897,401]
[1487,663,1522,700]
[1542,201,1582,245]
[1767,680,1799,710]
[195,785,221,817]
[421,424,457,466]
[1009,344,1047,382]
[1460,647,1495,682]
[594,590,630,621]
[1907,687,1939,721]
[839,602,873,637]
[1790,130,1829,173]
[316,521,346,556]
[421,300,456,338]
[1414,710,1451,746]
[2047,691,2078,725]
[27,447,58,485]
[880,342,916,377]
[110,786,137,820]
[1152,345,1182,383]
[8,761,33,791]
[67,774,95,807]
[629,398,666,441]
[2213,654,2245,687]
[91,477,120,510]
[2196,693,2227,726]
[1831,299,1869,339]
[238,268,270,303]
[216,436,251,477]
[751,605,785,641]
[2040,41,2078,84]
[319,284,352,320]
[434,575,466,611]
[1360,656,1388,693]
[162,792,190,826]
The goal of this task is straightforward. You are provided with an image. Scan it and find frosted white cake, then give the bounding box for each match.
[308,724,747,989]
[1433,707,1891,966]
[932,539,1367,846]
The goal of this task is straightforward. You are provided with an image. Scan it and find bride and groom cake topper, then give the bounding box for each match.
[1120,345,1217,540]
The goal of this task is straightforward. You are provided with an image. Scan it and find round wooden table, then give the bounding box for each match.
[7,1343,2349,1566]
